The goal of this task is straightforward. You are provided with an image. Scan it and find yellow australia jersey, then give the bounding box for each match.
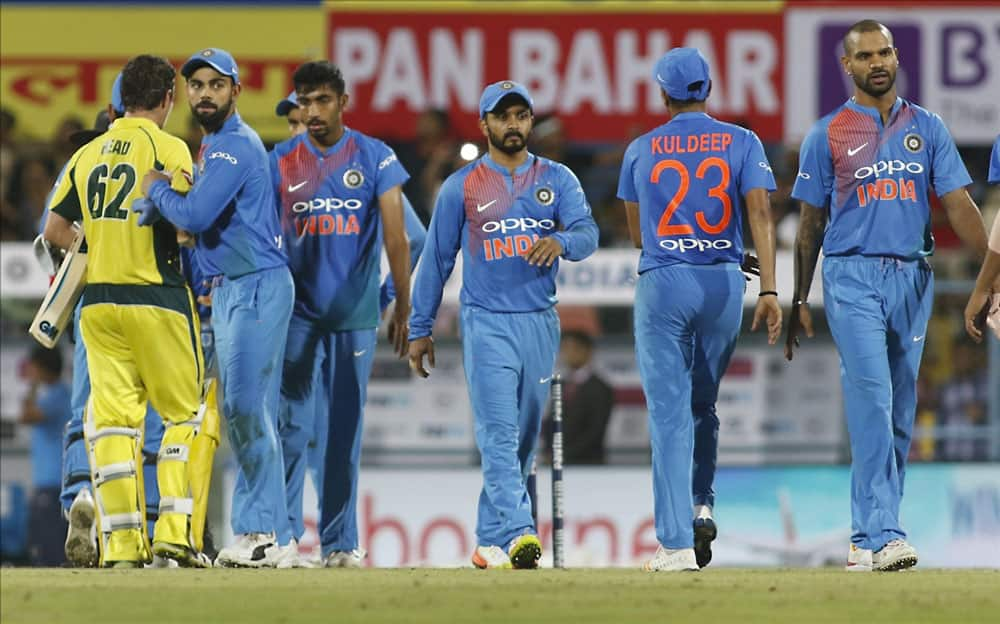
[49,116,193,287]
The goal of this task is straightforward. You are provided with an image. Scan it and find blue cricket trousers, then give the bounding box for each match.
[634,263,743,550]
[823,255,933,552]
[214,266,294,537]
[461,305,559,549]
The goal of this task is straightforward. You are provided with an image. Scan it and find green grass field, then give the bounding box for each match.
[2,568,998,624]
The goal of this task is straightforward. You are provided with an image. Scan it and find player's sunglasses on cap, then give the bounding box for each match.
[479,80,534,118]
[275,91,298,117]
[181,47,240,85]
[69,72,120,146]
[654,47,712,101]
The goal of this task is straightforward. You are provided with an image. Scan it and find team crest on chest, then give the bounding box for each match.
[903,133,923,154]
[343,169,364,189]
[535,186,555,206]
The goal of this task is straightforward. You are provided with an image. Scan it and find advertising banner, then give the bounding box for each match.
[327,1,784,142]
[784,3,1000,145]
[219,464,1000,568]
[0,6,323,141]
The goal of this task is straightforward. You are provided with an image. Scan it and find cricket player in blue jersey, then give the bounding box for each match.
[786,21,988,572]
[270,61,412,568]
[276,91,306,138]
[135,47,295,568]
[409,80,598,569]
[618,48,782,572]
[964,135,1000,341]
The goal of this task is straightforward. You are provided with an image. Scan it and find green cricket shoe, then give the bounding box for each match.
[507,534,542,569]
[153,541,210,568]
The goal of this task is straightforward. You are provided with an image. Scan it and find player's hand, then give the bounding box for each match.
[389,302,410,358]
[751,294,783,345]
[524,237,564,267]
[965,289,999,342]
[141,169,171,196]
[408,336,435,378]
[177,229,195,247]
[130,198,161,226]
[784,301,814,361]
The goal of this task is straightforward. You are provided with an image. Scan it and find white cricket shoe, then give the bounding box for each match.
[643,545,699,572]
[471,545,512,569]
[845,544,873,572]
[147,554,180,569]
[273,539,304,569]
[64,489,97,567]
[216,533,278,568]
[324,548,367,568]
[874,539,917,572]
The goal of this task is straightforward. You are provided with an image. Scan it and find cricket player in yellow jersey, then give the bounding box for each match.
[43,54,204,568]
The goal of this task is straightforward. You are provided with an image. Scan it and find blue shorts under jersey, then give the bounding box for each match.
[792,97,971,260]
[617,112,776,273]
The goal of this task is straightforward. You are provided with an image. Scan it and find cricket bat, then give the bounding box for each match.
[29,228,88,348]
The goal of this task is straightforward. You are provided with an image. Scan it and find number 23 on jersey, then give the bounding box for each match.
[650,157,732,237]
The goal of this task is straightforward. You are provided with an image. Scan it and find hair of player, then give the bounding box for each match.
[120,55,176,112]
[665,80,709,109]
[842,20,893,55]
[29,343,63,377]
[293,61,346,96]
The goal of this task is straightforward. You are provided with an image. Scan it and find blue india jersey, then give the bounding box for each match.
[617,112,775,274]
[409,153,598,339]
[792,97,971,260]
[271,128,409,330]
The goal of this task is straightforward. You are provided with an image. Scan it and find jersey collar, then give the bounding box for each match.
[111,116,160,132]
[218,112,244,135]
[668,111,712,123]
[845,96,904,124]
[482,151,536,176]
[302,126,351,159]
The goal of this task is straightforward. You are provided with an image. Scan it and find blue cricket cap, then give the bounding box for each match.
[111,72,124,115]
[181,47,240,85]
[654,47,711,101]
[275,91,298,117]
[478,80,533,118]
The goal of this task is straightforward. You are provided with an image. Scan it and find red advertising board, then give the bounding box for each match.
[328,4,784,142]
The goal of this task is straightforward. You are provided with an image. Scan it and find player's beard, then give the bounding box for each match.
[192,98,232,134]
[488,128,527,155]
[855,67,895,98]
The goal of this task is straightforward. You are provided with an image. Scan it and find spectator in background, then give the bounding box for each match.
[543,330,615,465]
[5,154,56,240]
[20,344,72,566]
[394,109,457,223]
[937,340,989,461]
[1,108,16,200]
[51,115,85,165]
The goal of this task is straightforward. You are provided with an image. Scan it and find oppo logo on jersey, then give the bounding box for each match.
[853,160,922,208]
[658,238,734,252]
[853,160,924,180]
[481,217,555,234]
[292,197,363,212]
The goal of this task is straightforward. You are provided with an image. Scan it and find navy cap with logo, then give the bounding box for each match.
[653,47,712,101]
[181,47,240,85]
[478,80,534,118]
[275,91,298,117]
